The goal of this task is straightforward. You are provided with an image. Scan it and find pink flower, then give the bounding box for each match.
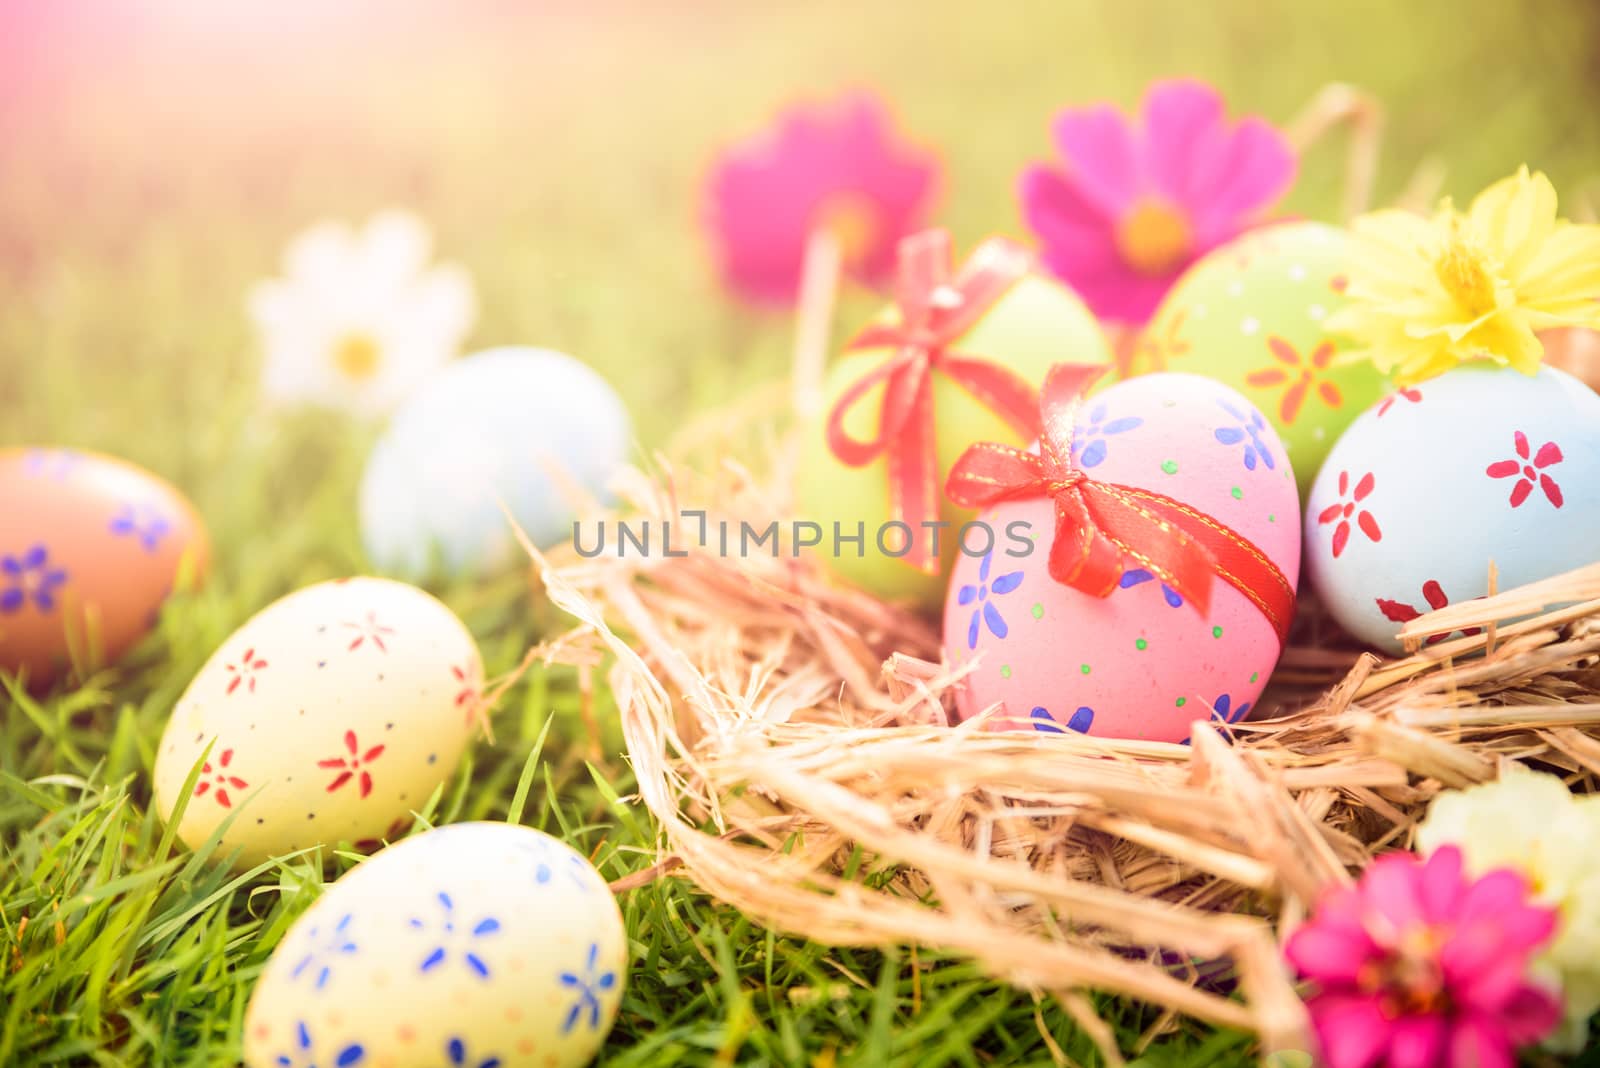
[702,91,941,306]
[1018,79,1296,325]
[1286,846,1561,1068]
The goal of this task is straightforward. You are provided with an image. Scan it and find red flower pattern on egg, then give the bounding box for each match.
[194,748,248,808]
[452,664,481,726]
[1317,470,1381,558]
[1376,580,1484,645]
[224,648,268,695]
[1486,431,1564,508]
[1245,337,1343,424]
[318,730,386,799]
[1375,387,1422,417]
[342,611,395,652]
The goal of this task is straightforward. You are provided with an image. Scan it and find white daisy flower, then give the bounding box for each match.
[249,210,476,418]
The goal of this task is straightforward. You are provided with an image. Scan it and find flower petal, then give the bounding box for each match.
[1183,117,1297,243]
[1284,921,1380,986]
[1358,851,1426,940]
[1306,992,1392,1068]
[1385,1014,1447,1068]
[1050,103,1140,217]
[1139,79,1226,207]
[1518,222,1600,318]
[1469,167,1558,278]
[1448,1013,1514,1068]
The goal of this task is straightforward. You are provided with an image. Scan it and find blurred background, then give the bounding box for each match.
[2,0,1599,470]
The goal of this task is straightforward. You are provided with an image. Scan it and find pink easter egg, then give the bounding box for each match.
[942,373,1302,742]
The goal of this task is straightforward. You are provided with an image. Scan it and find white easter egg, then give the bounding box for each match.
[243,822,627,1068]
[153,578,483,865]
[359,347,633,579]
[1305,364,1600,652]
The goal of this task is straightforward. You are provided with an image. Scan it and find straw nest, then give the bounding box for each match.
[532,395,1600,1062]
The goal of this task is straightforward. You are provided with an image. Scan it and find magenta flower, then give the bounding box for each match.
[1018,79,1296,324]
[1286,846,1561,1068]
[703,91,940,306]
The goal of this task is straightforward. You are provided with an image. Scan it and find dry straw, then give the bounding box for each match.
[525,88,1600,1061]
[530,393,1600,1060]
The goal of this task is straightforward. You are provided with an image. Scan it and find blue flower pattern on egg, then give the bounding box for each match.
[559,942,618,1034]
[1213,401,1276,471]
[22,449,81,480]
[443,1036,502,1068]
[1030,706,1095,734]
[273,1020,364,1068]
[410,892,500,979]
[1212,693,1251,725]
[289,912,357,990]
[957,551,1024,649]
[1075,403,1143,468]
[1,545,69,614]
[513,837,596,894]
[1119,568,1183,608]
[1179,692,1254,746]
[108,501,173,552]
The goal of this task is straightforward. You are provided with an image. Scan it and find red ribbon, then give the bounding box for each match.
[946,363,1296,646]
[825,229,1041,573]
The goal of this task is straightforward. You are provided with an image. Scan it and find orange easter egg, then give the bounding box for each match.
[0,447,209,685]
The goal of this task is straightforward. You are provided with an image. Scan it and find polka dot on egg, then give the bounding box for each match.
[1031,603,1044,619]
[1250,671,1260,683]
[1309,303,1327,321]
[1161,460,1178,475]
[1135,638,1148,651]
[1080,664,1091,675]
[1000,665,1012,679]
[1226,280,1244,297]
[1288,264,1307,281]
[1212,626,1224,638]
[1241,317,1261,335]
[1231,486,1243,499]
[1175,697,1187,708]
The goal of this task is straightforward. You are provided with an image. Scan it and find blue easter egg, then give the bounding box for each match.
[359,347,631,578]
[1305,363,1600,652]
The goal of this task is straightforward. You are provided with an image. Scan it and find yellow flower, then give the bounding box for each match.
[1327,167,1600,386]
[1418,765,1600,1051]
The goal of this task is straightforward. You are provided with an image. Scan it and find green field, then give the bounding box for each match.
[4,2,1599,1064]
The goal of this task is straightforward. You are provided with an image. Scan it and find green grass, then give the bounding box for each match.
[4,1,1600,1064]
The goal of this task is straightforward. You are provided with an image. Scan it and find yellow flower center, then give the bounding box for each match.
[815,192,882,263]
[1433,226,1498,318]
[332,333,382,381]
[1115,197,1193,277]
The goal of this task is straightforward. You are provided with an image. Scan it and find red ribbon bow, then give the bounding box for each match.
[825,229,1041,574]
[946,363,1296,646]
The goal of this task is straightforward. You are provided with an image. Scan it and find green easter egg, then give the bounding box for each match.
[1139,222,1389,494]
[796,273,1112,609]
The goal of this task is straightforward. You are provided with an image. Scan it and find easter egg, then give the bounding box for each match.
[0,447,208,686]
[1305,364,1600,653]
[243,822,626,1068]
[943,374,1301,742]
[1140,222,1388,494]
[796,274,1112,608]
[360,347,632,579]
[153,577,483,865]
